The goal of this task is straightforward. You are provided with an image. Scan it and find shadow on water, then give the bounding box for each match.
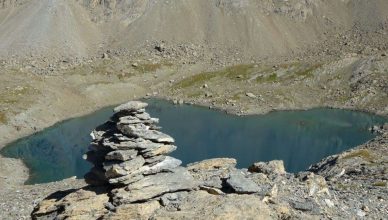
[1,99,387,184]
[1,107,114,184]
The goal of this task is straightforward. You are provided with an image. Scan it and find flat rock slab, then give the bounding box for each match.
[112,167,198,204]
[226,171,260,194]
[187,158,237,171]
[105,150,138,161]
[141,144,177,158]
[152,191,273,219]
[103,200,161,220]
[108,170,145,186]
[143,156,182,175]
[117,123,175,143]
[118,115,159,126]
[109,157,182,185]
[145,155,167,166]
[102,138,157,151]
[104,156,145,178]
[114,101,148,113]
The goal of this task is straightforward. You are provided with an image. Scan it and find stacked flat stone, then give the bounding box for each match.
[84,101,197,205]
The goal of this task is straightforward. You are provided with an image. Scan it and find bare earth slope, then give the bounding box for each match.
[0,0,101,59]
[107,0,388,58]
[1,0,388,59]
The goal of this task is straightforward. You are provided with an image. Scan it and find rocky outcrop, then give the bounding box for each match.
[31,101,388,220]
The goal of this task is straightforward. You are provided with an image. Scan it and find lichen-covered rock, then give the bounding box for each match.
[102,201,160,220]
[187,158,237,171]
[152,191,274,219]
[32,187,110,220]
[248,160,286,175]
[188,158,236,191]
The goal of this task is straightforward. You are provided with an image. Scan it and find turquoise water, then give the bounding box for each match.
[1,99,386,184]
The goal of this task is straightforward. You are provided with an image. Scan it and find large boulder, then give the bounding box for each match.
[32,187,110,220]
[248,160,286,176]
[226,170,260,194]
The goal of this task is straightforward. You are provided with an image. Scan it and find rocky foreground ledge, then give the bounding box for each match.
[31,101,387,219]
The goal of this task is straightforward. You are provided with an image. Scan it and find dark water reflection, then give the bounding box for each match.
[147,100,386,172]
[1,99,386,184]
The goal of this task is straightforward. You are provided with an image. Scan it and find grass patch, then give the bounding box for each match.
[174,72,217,89]
[173,64,255,89]
[134,62,173,74]
[335,183,359,190]
[337,93,351,104]
[294,64,322,78]
[187,91,203,98]
[173,62,322,88]
[0,86,31,105]
[341,149,375,162]
[256,73,278,83]
[268,73,278,81]
[372,181,387,187]
[231,92,244,100]
[222,64,255,80]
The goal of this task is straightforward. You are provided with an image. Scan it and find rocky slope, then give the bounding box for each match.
[0,0,101,59]
[31,101,388,219]
[1,0,387,61]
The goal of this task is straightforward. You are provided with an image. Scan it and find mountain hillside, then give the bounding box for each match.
[0,0,387,60]
[0,0,101,59]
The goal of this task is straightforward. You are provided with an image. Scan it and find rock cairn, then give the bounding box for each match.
[84,101,197,205]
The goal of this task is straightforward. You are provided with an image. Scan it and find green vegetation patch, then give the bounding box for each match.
[174,72,217,89]
[174,64,255,89]
[372,181,387,187]
[0,86,31,105]
[231,92,244,101]
[134,62,173,74]
[173,62,323,89]
[221,64,255,80]
[294,63,322,78]
[187,91,203,98]
[256,73,278,83]
[341,149,375,162]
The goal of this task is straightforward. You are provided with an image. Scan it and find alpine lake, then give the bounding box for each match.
[1,99,386,184]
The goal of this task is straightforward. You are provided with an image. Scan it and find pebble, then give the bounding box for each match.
[246,92,257,98]
[325,199,335,208]
[357,210,366,217]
